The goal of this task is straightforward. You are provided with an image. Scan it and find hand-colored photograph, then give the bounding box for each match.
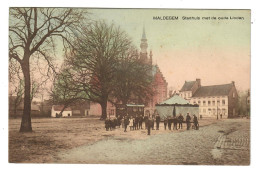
[8,8,250,165]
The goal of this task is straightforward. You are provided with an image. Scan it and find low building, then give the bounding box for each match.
[51,105,72,117]
[156,94,199,120]
[179,79,238,118]
[9,96,41,117]
[89,102,116,117]
[71,100,90,116]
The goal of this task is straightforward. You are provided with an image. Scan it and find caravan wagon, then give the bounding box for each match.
[115,104,145,118]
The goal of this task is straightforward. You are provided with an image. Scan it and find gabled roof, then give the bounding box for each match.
[180,81,196,92]
[152,65,158,77]
[192,83,233,97]
[52,105,72,111]
[152,65,168,85]
[160,94,189,105]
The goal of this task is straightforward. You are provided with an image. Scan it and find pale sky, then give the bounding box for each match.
[88,9,250,91]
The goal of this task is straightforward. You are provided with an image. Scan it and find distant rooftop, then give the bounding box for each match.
[192,83,234,97]
[180,81,196,92]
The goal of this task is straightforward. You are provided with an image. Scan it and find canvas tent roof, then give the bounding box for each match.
[160,95,189,105]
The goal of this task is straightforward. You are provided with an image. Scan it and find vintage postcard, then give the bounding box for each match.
[9,8,250,165]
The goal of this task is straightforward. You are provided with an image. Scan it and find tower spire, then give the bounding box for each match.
[140,25,148,54]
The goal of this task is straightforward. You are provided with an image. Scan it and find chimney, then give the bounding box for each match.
[169,90,173,97]
[196,78,201,87]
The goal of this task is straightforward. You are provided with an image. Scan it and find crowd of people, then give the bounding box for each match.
[104,113,199,135]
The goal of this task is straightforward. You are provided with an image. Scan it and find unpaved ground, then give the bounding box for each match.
[55,119,250,165]
[9,117,248,164]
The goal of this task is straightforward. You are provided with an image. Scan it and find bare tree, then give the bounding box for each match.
[66,21,134,119]
[9,8,87,132]
[112,48,154,105]
[9,57,51,118]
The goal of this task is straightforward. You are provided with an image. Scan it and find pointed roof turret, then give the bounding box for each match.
[140,25,148,54]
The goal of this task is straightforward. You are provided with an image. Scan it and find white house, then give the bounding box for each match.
[51,105,72,117]
[180,79,238,119]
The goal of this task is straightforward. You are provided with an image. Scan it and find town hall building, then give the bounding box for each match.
[139,27,168,115]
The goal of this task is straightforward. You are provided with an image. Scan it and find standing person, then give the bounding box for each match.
[121,116,125,129]
[112,118,117,129]
[173,116,178,130]
[129,116,134,131]
[105,118,110,131]
[164,118,168,130]
[135,115,139,130]
[124,116,129,132]
[144,114,148,129]
[178,114,184,129]
[193,114,199,130]
[132,116,136,130]
[108,118,112,131]
[168,116,172,130]
[151,117,155,130]
[139,115,143,129]
[147,117,152,135]
[186,113,191,130]
[156,114,160,130]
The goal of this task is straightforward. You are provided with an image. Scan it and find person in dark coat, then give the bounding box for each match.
[113,118,118,129]
[105,118,110,131]
[133,116,136,130]
[193,114,199,130]
[178,114,184,129]
[168,116,172,130]
[164,118,168,130]
[144,115,148,129]
[155,114,160,130]
[151,117,155,130]
[108,118,112,131]
[139,115,143,129]
[173,116,178,130]
[186,113,191,130]
[135,115,139,130]
[147,117,152,135]
[124,116,129,132]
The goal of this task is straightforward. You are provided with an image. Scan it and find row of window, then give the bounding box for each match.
[180,92,192,98]
[193,99,226,106]
[200,108,226,115]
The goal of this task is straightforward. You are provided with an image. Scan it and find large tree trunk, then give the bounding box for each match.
[100,100,107,120]
[14,105,17,119]
[20,57,32,132]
